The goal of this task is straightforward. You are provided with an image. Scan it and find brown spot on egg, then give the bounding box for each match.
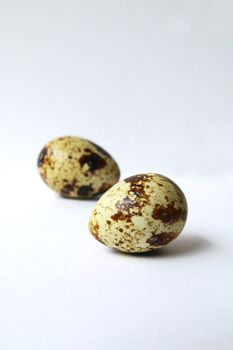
[111,211,132,222]
[131,183,146,198]
[152,202,184,224]
[60,178,77,196]
[37,147,48,167]
[125,174,148,183]
[89,221,105,244]
[106,220,111,225]
[146,232,176,246]
[111,196,142,222]
[98,183,111,194]
[77,185,93,197]
[116,197,134,211]
[89,222,99,235]
[60,183,74,196]
[115,239,124,247]
[79,153,106,173]
[125,174,150,203]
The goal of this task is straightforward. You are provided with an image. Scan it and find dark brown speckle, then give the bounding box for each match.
[111,196,136,222]
[79,153,106,173]
[97,183,111,194]
[146,232,176,246]
[116,197,134,211]
[124,174,150,183]
[37,147,48,167]
[111,211,132,222]
[77,185,93,197]
[89,221,105,244]
[60,183,74,196]
[124,174,150,202]
[152,202,186,224]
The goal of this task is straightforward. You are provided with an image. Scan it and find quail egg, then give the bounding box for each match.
[89,173,188,253]
[37,136,120,198]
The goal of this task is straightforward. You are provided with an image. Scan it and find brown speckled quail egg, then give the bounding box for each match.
[37,136,120,198]
[89,173,188,253]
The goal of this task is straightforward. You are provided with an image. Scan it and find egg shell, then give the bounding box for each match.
[37,136,120,198]
[89,173,188,253]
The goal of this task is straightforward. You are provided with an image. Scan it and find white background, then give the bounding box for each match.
[0,1,233,349]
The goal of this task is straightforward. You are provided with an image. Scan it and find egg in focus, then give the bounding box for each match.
[37,136,120,198]
[89,173,188,253]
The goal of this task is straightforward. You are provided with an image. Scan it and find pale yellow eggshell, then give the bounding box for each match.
[37,136,120,198]
[89,173,188,253]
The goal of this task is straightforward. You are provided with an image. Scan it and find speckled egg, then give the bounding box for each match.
[37,136,120,198]
[89,173,188,253]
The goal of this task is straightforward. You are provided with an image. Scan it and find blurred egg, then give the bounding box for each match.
[89,173,188,253]
[37,136,120,198]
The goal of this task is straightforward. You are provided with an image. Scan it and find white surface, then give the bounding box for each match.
[0,0,233,175]
[0,0,233,349]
